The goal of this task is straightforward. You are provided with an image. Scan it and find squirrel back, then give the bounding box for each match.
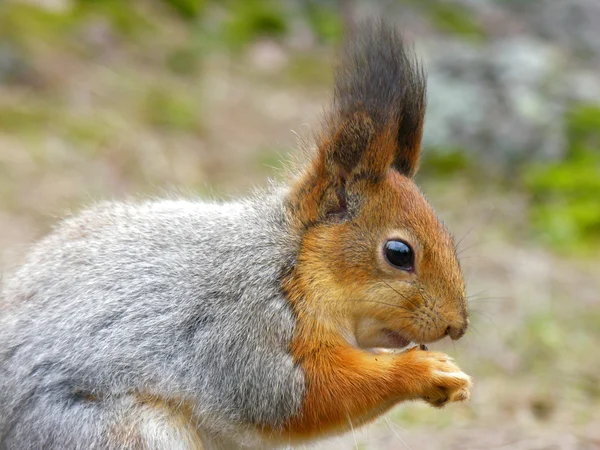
[0,194,304,448]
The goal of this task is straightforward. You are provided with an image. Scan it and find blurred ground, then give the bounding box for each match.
[0,1,599,449]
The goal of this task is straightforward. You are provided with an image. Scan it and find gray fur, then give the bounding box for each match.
[0,188,305,449]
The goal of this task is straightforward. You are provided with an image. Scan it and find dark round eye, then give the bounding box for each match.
[384,240,414,271]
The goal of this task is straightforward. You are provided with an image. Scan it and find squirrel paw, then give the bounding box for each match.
[413,351,473,408]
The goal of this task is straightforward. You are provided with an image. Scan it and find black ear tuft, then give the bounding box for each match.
[331,21,427,178]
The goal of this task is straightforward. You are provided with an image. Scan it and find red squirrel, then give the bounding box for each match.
[0,22,471,449]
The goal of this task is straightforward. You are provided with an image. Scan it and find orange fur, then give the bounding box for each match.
[281,340,469,439]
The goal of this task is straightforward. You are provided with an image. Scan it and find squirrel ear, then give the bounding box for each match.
[289,112,396,226]
[288,22,426,226]
[327,112,393,182]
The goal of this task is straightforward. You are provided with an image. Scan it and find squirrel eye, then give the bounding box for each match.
[384,240,414,271]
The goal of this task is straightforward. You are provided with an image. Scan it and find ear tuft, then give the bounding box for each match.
[332,21,426,178]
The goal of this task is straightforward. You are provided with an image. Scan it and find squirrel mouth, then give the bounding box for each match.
[383,329,412,348]
[375,329,428,352]
[352,320,429,353]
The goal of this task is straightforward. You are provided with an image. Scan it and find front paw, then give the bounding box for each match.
[410,350,473,408]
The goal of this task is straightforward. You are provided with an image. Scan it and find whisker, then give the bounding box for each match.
[459,255,496,261]
[456,203,498,254]
[452,339,458,354]
[384,416,412,450]
[467,321,483,338]
[456,239,493,256]
[454,223,476,252]
[353,298,414,315]
[469,309,502,336]
[470,308,497,318]
[467,288,491,299]
[347,411,359,450]
[468,297,508,304]
[376,277,421,310]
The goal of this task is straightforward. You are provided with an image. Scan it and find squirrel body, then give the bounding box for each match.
[0,23,472,449]
[1,194,305,448]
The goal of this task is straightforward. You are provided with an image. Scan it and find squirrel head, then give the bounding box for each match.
[285,23,468,350]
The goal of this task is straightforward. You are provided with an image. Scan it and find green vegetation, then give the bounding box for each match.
[0,3,74,46]
[401,0,487,42]
[0,101,54,133]
[163,0,206,19]
[0,0,344,55]
[304,0,344,44]
[73,0,154,39]
[221,0,288,50]
[143,86,203,133]
[167,45,203,76]
[420,104,600,255]
[428,3,486,42]
[284,53,333,85]
[420,148,472,177]
[525,104,600,253]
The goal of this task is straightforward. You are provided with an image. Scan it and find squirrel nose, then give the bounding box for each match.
[445,319,469,340]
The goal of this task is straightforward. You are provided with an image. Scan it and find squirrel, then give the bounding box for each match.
[0,22,471,450]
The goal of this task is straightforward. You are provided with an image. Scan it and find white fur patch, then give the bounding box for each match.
[434,370,471,382]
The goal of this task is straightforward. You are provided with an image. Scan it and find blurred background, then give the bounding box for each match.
[0,0,599,448]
